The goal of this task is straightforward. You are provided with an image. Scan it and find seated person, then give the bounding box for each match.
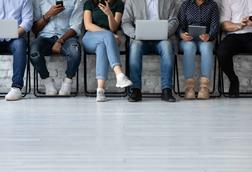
[178,0,219,100]
[217,0,252,98]
[0,0,33,101]
[82,0,132,102]
[30,0,83,96]
[121,0,178,102]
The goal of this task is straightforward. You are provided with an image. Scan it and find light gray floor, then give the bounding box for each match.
[0,96,252,172]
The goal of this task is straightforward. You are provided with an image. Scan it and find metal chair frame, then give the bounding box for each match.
[0,32,31,97]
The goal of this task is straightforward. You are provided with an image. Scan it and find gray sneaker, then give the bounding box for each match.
[96,88,107,102]
[116,75,133,88]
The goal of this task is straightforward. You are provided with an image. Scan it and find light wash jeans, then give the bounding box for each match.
[179,41,214,79]
[0,38,27,89]
[129,40,174,89]
[82,30,121,80]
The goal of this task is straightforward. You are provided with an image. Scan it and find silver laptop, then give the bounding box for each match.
[0,19,18,39]
[135,20,168,40]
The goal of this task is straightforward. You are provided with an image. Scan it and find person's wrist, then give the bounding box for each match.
[107,11,113,17]
[56,38,64,44]
[236,24,242,30]
[43,14,50,23]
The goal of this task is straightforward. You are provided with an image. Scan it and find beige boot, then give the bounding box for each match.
[198,77,210,99]
[184,78,195,99]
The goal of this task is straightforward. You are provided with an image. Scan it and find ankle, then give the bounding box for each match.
[116,73,125,79]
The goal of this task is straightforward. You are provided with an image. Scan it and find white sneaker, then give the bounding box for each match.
[116,74,133,88]
[59,77,73,96]
[96,88,107,102]
[5,87,22,101]
[42,77,57,96]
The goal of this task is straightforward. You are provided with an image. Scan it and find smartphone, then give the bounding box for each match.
[56,0,64,7]
[249,16,252,21]
[99,0,106,6]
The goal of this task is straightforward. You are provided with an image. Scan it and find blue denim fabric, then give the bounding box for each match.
[129,40,174,89]
[0,38,27,89]
[30,36,81,79]
[82,30,121,80]
[179,40,214,79]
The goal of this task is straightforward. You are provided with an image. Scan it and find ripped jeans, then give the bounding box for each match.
[30,36,81,79]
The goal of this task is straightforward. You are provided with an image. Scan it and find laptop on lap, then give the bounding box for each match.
[135,20,169,40]
[0,19,18,39]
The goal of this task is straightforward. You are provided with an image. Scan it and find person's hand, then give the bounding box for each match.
[199,33,210,42]
[52,41,62,54]
[114,34,122,45]
[241,16,252,27]
[180,32,193,41]
[46,5,65,18]
[98,1,113,16]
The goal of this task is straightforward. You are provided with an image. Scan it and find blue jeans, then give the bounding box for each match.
[82,30,121,80]
[30,36,81,79]
[129,40,174,89]
[180,41,214,79]
[0,38,27,89]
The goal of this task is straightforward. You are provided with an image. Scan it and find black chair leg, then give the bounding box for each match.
[84,51,127,97]
[34,68,79,97]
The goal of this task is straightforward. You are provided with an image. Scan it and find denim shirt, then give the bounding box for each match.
[32,0,84,38]
[0,0,33,41]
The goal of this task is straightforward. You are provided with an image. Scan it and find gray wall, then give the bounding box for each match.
[1,0,252,94]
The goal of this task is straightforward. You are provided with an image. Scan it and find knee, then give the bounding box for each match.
[103,30,115,41]
[159,40,174,55]
[12,38,26,50]
[67,43,81,63]
[182,41,197,53]
[130,40,143,54]
[200,42,214,54]
[30,50,41,63]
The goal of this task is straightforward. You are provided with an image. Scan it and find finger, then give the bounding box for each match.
[98,5,105,12]
[98,3,105,8]
[55,4,62,8]
[105,1,109,6]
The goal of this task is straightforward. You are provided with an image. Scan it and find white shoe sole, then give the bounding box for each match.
[116,82,133,88]
[59,91,71,96]
[5,96,22,101]
[45,92,58,96]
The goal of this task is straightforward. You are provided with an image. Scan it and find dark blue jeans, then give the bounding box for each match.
[30,36,81,79]
[0,38,27,89]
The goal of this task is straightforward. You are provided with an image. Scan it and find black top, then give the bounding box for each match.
[84,0,124,30]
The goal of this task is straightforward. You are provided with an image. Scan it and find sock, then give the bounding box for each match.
[97,88,105,93]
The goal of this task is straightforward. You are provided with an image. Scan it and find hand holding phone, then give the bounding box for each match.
[99,0,106,6]
[56,0,64,7]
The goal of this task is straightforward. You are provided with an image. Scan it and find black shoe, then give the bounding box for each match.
[229,77,239,98]
[128,88,142,102]
[161,88,176,102]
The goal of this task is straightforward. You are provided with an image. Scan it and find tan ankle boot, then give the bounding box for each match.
[184,78,195,99]
[198,77,210,99]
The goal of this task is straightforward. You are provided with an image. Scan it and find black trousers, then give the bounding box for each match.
[217,33,252,82]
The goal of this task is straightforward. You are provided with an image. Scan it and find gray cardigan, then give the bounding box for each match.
[121,0,179,39]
